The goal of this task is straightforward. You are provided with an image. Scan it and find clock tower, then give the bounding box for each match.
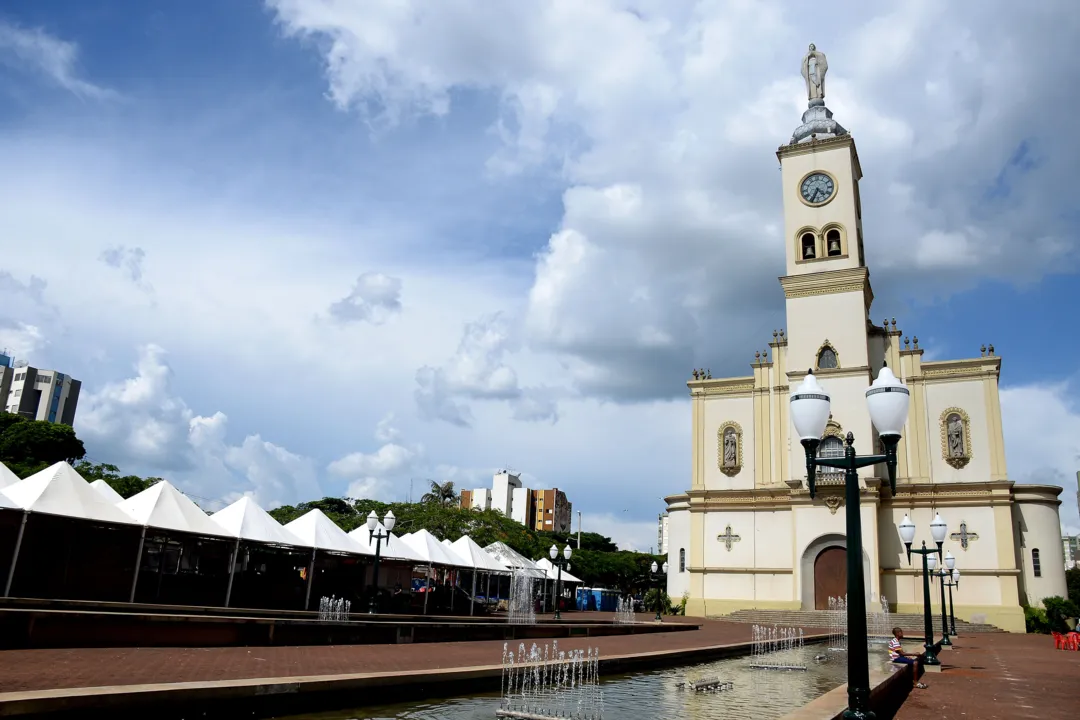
[777,45,878,479]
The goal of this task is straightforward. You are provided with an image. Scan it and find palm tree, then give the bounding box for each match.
[420,479,458,506]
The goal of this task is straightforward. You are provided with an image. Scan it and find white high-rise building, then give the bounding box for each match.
[0,353,81,425]
[491,470,522,516]
[511,486,531,525]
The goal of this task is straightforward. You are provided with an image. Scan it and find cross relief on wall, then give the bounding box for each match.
[949,521,979,550]
[718,525,741,551]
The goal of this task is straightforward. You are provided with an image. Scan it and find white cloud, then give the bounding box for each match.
[580,512,660,553]
[0,322,45,360]
[328,272,402,324]
[99,245,152,291]
[0,21,114,99]
[1001,381,1080,533]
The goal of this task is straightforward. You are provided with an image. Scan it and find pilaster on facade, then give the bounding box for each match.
[753,352,774,488]
[769,331,790,487]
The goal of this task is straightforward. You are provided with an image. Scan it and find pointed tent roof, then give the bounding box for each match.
[210,496,308,547]
[401,528,463,566]
[451,535,513,573]
[535,557,583,584]
[285,509,372,555]
[0,486,18,509]
[118,481,228,537]
[484,541,546,578]
[2,462,137,524]
[90,479,125,505]
[347,523,425,563]
[0,462,20,489]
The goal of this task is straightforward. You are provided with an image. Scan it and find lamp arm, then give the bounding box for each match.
[800,439,820,499]
[904,541,912,564]
[879,435,901,495]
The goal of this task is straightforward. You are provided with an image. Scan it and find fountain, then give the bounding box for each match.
[613,596,636,625]
[508,571,537,625]
[317,595,351,622]
[748,625,806,671]
[868,595,891,643]
[826,595,847,651]
[498,641,603,719]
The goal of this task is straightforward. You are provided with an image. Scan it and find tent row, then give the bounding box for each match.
[0,462,580,614]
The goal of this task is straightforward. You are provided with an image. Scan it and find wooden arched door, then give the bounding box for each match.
[814,546,847,610]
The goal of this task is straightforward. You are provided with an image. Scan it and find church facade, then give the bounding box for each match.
[664,47,1067,633]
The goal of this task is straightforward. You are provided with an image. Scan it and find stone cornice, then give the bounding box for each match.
[882,567,1020,577]
[788,365,872,381]
[688,375,755,397]
[1012,484,1063,505]
[779,266,873,308]
[917,357,1001,383]
[776,135,863,181]
[884,481,1015,507]
[687,486,792,511]
[689,567,794,575]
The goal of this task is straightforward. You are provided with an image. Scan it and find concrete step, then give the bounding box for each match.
[712,609,1005,633]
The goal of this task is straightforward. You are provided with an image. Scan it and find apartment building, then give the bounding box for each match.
[460,470,573,533]
[531,488,572,533]
[0,354,81,425]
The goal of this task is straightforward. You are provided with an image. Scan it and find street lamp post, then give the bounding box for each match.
[650,560,669,622]
[366,510,396,615]
[943,567,960,637]
[550,544,572,621]
[898,513,948,665]
[790,366,910,720]
[934,551,956,646]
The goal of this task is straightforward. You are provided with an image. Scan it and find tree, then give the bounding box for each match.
[0,411,26,436]
[73,462,161,499]
[420,480,458,506]
[0,420,87,477]
[1066,567,1080,607]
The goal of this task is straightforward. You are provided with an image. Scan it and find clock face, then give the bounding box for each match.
[800,173,835,205]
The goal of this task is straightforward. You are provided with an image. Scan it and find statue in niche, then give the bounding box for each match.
[723,428,738,468]
[801,43,829,102]
[947,414,965,457]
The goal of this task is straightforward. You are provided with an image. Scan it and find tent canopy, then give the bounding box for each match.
[119,481,228,537]
[2,462,137,525]
[285,509,372,555]
[89,479,125,505]
[210,496,308,547]
[535,557,583,584]
[0,486,18,509]
[348,523,425,563]
[450,535,513,573]
[401,529,463,566]
[484,541,546,578]
[0,462,20,489]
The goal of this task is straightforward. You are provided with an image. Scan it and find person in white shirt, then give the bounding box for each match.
[888,627,927,689]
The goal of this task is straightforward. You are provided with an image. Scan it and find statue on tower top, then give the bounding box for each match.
[801,43,828,104]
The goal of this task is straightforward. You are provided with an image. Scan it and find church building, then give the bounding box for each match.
[664,45,1067,633]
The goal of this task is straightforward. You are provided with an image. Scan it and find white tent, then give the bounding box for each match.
[0,486,18,509]
[535,557,583,584]
[90,479,125,505]
[284,509,372,556]
[2,462,137,525]
[0,462,20,489]
[401,529,463,567]
[451,536,513,573]
[484,541,546,578]
[348,523,425,563]
[118,481,227,537]
[210,496,308,546]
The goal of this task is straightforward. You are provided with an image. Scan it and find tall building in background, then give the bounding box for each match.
[460,488,491,511]
[1064,534,1080,571]
[461,471,574,533]
[0,354,81,425]
[658,512,670,555]
[491,470,521,516]
[532,489,572,533]
[511,486,536,527]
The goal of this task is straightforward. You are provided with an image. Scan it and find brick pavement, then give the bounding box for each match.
[0,615,798,694]
[896,632,1080,720]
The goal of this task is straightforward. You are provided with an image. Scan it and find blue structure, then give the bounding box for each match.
[576,587,619,612]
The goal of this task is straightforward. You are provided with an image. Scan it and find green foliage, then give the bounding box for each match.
[678,591,690,616]
[1041,595,1080,633]
[0,417,87,477]
[1066,568,1080,607]
[644,588,673,615]
[420,480,458,506]
[0,411,27,436]
[1024,604,1050,634]
[73,462,162,499]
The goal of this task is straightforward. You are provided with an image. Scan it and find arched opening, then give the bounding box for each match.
[817,435,844,484]
[826,228,842,256]
[817,345,838,369]
[800,232,817,260]
[799,534,874,610]
[814,547,847,610]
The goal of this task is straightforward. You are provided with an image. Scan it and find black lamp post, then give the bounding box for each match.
[366,509,396,614]
[933,551,955,647]
[943,567,960,637]
[650,560,669,622]
[549,543,572,621]
[791,366,910,720]
[898,513,948,665]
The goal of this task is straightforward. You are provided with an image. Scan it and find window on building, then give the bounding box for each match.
[679,548,686,572]
[800,232,816,260]
[817,435,845,482]
[37,376,51,384]
[1032,548,1041,578]
[817,346,838,369]
[14,372,24,381]
[13,389,20,397]
[826,229,842,256]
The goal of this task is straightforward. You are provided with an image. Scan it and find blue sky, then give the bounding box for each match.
[1,0,1078,546]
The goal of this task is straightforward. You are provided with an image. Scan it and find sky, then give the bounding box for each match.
[1,0,1078,548]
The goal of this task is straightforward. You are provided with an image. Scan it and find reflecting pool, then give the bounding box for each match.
[277,646,892,720]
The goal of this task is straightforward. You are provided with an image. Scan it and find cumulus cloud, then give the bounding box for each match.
[580,512,659,553]
[1001,381,1080,533]
[99,245,150,287]
[272,0,1080,402]
[0,322,45,360]
[414,313,558,426]
[328,272,402,325]
[0,20,114,99]
[327,414,425,500]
